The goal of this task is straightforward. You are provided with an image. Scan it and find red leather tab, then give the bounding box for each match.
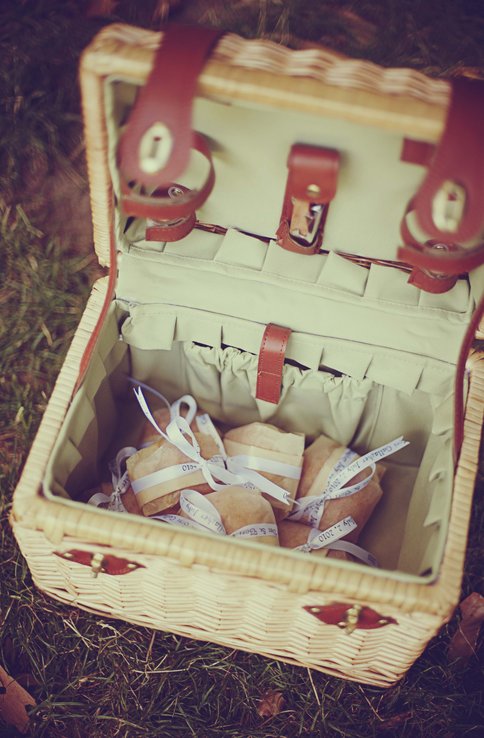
[414,78,484,242]
[256,324,291,404]
[277,144,340,255]
[401,138,435,167]
[399,200,484,282]
[118,24,222,187]
[55,550,144,575]
[304,603,397,629]
[286,144,340,203]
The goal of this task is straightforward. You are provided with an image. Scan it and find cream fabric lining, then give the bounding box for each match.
[44,299,455,578]
[117,229,472,368]
[106,79,446,261]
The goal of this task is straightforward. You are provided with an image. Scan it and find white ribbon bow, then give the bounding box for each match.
[132,385,294,505]
[289,437,409,527]
[154,489,278,540]
[88,445,137,512]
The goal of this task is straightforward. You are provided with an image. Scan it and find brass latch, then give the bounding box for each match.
[90,552,105,578]
[338,604,363,634]
[304,602,397,632]
[55,549,144,576]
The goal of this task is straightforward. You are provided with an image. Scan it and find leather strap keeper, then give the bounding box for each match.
[277,144,340,255]
[256,324,292,404]
[145,184,197,242]
[120,131,215,223]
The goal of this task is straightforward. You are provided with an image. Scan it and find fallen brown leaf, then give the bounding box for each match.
[377,710,413,732]
[257,689,284,719]
[86,0,118,16]
[448,592,484,669]
[0,665,36,734]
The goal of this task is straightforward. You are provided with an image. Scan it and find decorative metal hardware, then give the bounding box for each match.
[139,121,173,174]
[90,552,105,578]
[54,549,144,576]
[432,180,466,233]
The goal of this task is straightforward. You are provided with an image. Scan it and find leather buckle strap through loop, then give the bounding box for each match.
[413,78,484,243]
[277,144,340,255]
[399,79,484,281]
[118,24,222,187]
[120,131,215,223]
[117,25,222,234]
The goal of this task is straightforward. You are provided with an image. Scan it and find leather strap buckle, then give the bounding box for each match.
[277,144,340,255]
[117,25,222,240]
[256,324,292,404]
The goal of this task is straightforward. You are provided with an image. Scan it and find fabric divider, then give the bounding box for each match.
[120,300,455,396]
[397,433,453,575]
[117,235,473,367]
[43,315,130,500]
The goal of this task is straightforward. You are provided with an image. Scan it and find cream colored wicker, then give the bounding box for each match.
[11,24,484,688]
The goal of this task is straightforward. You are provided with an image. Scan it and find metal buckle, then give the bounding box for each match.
[337,604,363,634]
[432,180,466,233]
[289,198,325,248]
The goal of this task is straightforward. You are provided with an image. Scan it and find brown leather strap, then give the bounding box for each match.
[256,324,292,404]
[397,240,484,276]
[414,78,484,243]
[118,24,222,188]
[399,79,484,277]
[146,212,196,242]
[401,138,435,167]
[454,293,484,461]
[399,195,481,284]
[277,144,339,255]
[120,132,215,221]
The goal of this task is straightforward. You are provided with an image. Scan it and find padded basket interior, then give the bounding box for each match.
[44,281,460,580]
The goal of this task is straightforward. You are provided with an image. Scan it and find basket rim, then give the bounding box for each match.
[11,279,484,618]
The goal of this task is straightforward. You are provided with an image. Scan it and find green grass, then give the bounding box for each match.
[1,1,484,736]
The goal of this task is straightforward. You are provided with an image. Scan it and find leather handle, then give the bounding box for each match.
[256,324,292,404]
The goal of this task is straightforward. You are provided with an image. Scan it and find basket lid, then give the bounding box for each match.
[80,24,453,270]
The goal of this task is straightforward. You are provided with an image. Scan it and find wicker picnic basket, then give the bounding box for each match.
[11,23,484,687]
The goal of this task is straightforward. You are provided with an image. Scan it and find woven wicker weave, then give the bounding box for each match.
[11,25,484,688]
